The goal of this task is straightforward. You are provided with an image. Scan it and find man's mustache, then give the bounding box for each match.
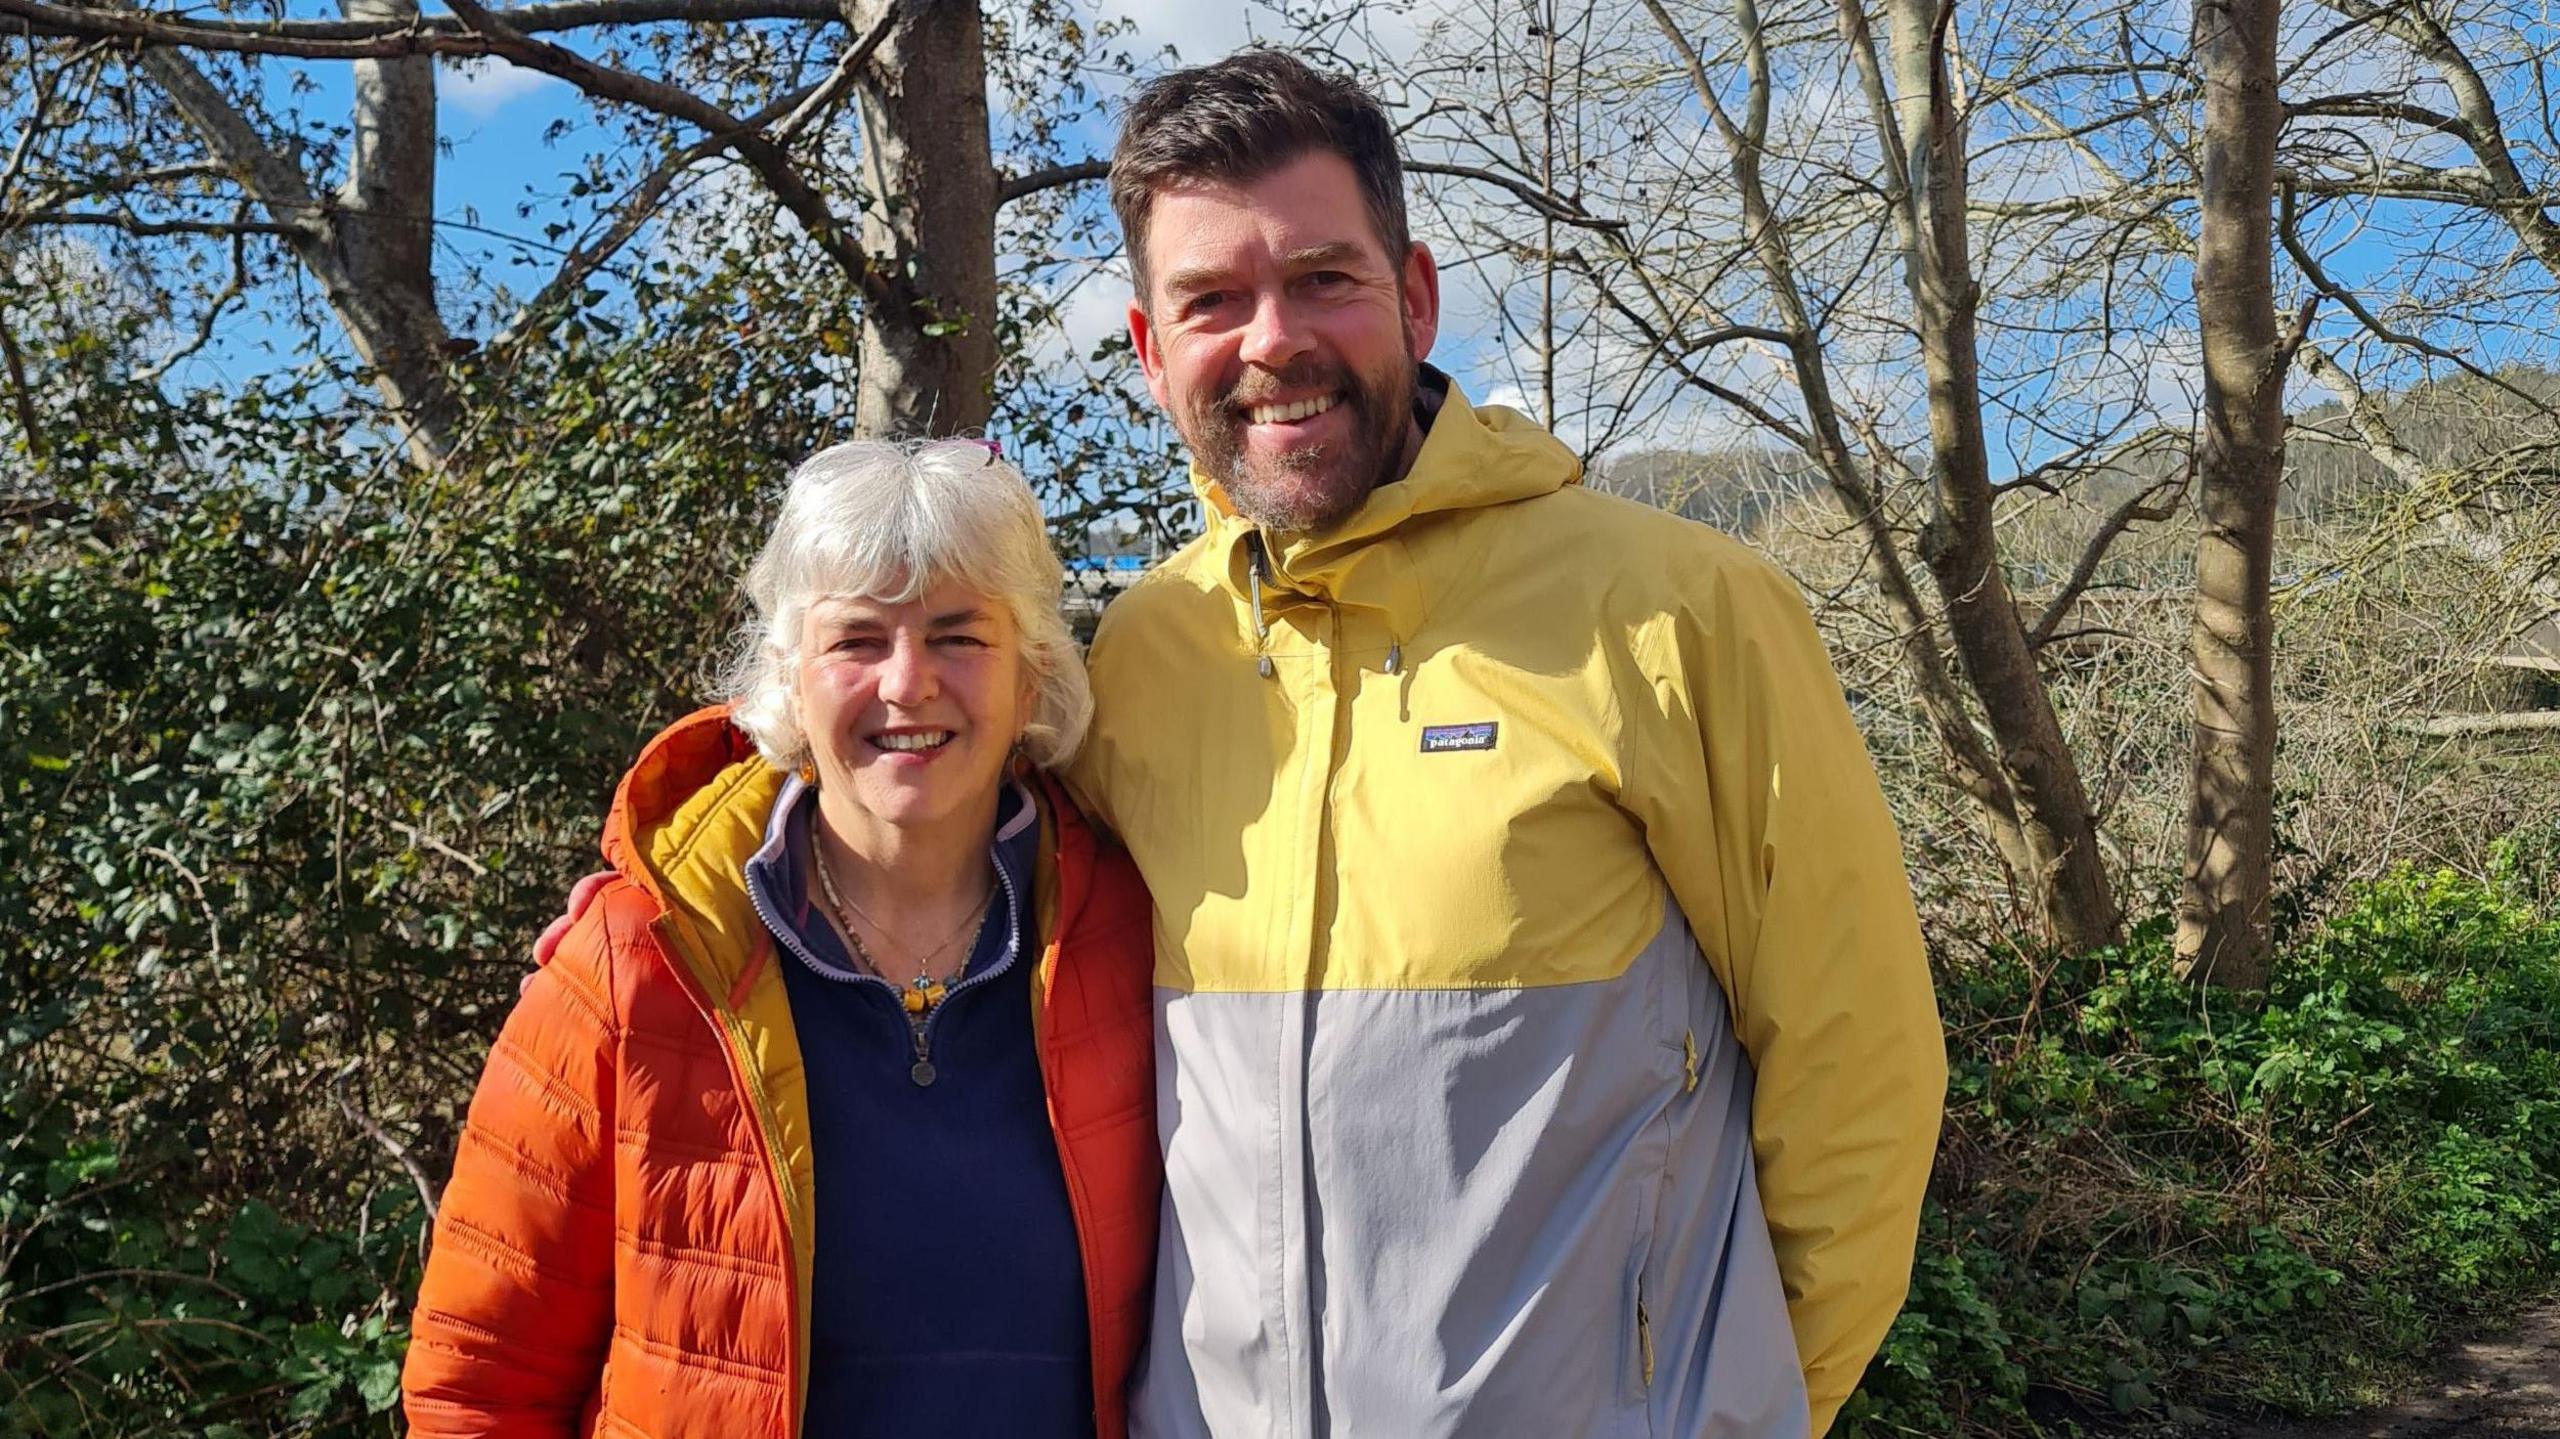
[1217,363,1359,415]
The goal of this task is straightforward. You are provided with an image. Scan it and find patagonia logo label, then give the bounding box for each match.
[1420,722,1499,753]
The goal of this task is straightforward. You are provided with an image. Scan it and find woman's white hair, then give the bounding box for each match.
[718,438,1092,772]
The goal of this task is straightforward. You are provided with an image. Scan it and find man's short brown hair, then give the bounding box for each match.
[1110,50,1411,303]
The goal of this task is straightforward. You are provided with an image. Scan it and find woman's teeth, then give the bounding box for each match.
[873,731,953,752]
[1248,394,1338,425]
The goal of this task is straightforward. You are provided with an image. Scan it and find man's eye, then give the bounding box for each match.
[1184,291,1232,317]
[1305,271,1352,288]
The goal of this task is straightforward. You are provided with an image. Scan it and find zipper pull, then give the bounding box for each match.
[909,1021,936,1087]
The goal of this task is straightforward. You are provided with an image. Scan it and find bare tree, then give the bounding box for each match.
[1864,0,2123,951]
[0,0,1106,460]
[2177,0,2297,988]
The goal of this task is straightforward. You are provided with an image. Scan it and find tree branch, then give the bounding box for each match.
[13,207,303,237]
[998,159,1107,206]
[0,0,832,55]
[2398,710,2560,738]
[498,0,890,343]
[2287,92,2475,144]
[332,1061,439,1226]
[2277,183,2554,414]
[494,2,885,340]
[989,154,1632,233]
[2029,473,2185,649]
[438,0,884,297]
[135,45,326,228]
[19,161,230,214]
[133,219,251,384]
[0,307,44,466]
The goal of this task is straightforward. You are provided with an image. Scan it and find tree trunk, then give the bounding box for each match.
[337,0,459,464]
[2179,0,2286,990]
[845,0,996,438]
[141,14,461,469]
[1638,0,2044,922]
[1884,0,2121,953]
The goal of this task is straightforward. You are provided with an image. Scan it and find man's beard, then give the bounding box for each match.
[1185,347,1415,534]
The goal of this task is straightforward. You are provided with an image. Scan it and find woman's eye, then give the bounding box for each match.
[938,634,990,650]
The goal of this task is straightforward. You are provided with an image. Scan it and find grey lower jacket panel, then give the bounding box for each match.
[1130,902,1811,1439]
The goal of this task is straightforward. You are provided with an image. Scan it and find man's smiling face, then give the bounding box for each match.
[1128,149,1440,534]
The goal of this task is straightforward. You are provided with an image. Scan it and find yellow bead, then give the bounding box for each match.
[902,989,928,1014]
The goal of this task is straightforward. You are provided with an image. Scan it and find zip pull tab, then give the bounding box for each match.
[908,1019,937,1087]
[1384,640,1402,675]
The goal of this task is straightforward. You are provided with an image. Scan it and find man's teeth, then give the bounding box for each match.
[874,731,953,752]
[1248,394,1338,425]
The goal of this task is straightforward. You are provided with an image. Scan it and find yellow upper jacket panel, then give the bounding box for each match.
[1068,372,1946,1439]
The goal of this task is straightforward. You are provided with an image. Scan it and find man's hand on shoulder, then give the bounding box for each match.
[533,871,616,971]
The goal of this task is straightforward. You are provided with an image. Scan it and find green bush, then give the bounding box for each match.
[1,293,834,1434]
[0,1105,419,1434]
[1842,866,2560,1435]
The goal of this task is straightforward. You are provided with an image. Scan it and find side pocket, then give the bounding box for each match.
[1617,1181,1659,1406]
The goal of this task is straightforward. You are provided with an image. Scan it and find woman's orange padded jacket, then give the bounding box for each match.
[401,707,1161,1437]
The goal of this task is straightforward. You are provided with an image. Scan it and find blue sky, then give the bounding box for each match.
[90,0,2560,496]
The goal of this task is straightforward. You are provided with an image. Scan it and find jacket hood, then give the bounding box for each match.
[1190,371,1582,624]
[598,705,782,1005]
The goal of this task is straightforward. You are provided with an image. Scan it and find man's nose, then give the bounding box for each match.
[877,633,937,705]
[1237,291,1313,370]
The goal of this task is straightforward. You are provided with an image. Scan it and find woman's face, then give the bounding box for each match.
[795,578,1036,839]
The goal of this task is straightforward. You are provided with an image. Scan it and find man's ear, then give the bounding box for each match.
[1401,242,1441,362]
[1128,296,1173,411]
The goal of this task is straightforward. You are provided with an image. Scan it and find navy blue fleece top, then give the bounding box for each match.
[744,775,1094,1438]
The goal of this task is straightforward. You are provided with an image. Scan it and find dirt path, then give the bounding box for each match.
[2223,1302,2560,1438]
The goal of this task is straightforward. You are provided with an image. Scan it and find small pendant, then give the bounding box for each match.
[901,988,928,1015]
[909,1059,937,1087]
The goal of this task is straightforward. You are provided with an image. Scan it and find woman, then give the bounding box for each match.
[401,440,1159,1438]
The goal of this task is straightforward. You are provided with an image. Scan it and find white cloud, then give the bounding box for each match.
[439,57,557,120]
[1093,0,1259,69]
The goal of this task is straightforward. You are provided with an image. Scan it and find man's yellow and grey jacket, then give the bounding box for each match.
[1069,376,1946,1439]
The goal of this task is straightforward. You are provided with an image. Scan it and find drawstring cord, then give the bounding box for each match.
[1248,531,1276,679]
[1248,530,1405,677]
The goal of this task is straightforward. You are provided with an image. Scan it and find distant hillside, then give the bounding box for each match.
[1586,446,1825,536]
[1592,366,2560,545]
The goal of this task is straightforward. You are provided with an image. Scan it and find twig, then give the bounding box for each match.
[332,1060,440,1227]
[385,816,490,878]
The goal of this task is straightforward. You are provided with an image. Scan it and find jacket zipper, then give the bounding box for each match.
[1026,816,1120,1433]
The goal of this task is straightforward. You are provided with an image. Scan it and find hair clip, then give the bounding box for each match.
[966,437,1002,464]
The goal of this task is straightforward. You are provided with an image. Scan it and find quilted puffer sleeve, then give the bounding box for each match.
[402,908,622,1436]
[1624,542,1946,1436]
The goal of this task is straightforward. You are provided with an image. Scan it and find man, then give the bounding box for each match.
[1065,51,1945,1438]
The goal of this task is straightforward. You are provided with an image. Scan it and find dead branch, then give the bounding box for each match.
[2398,711,2560,737]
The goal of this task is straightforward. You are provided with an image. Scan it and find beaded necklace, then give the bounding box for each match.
[812,846,994,1016]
